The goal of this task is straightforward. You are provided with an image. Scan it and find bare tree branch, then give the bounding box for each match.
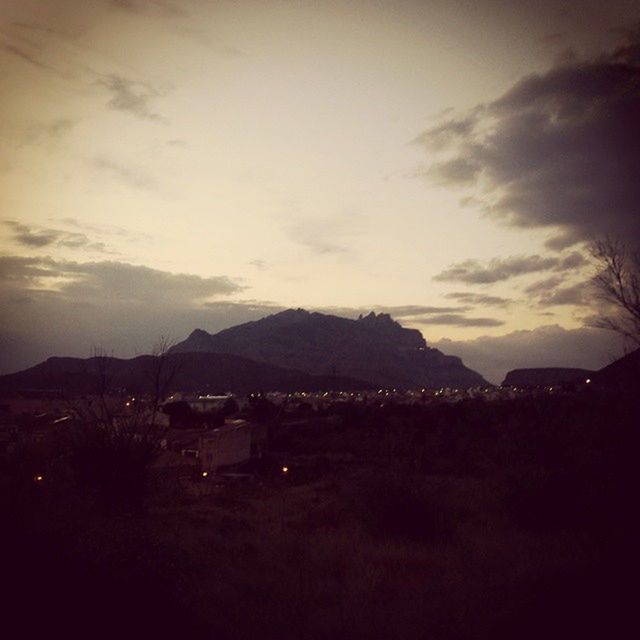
[590,237,640,349]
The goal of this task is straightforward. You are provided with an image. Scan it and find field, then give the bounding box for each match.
[3,390,637,639]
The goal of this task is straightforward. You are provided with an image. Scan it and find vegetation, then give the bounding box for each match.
[2,389,637,639]
[591,237,640,347]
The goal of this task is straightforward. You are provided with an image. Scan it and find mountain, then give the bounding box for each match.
[0,352,373,396]
[502,368,594,387]
[170,308,488,388]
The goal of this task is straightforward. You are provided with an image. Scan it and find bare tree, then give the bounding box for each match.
[145,335,181,430]
[65,345,117,431]
[590,237,640,349]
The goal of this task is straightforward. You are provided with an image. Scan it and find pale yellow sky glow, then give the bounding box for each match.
[1,0,637,379]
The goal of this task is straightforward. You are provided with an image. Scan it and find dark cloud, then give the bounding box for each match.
[523,275,565,296]
[434,324,623,384]
[434,254,559,284]
[445,292,512,306]
[4,222,59,247]
[0,254,263,374]
[524,271,593,306]
[0,255,60,283]
[0,43,62,76]
[544,229,585,251]
[0,255,241,304]
[412,314,505,327]
[555,251,587,270]
[417,29,640,246]
[428,157,480,184]
[314,305,469,319]
[434,251,588,284]
[539,281,592,306]
[0,255,244,371]
[2,221,113,253]
[373,305,468,317]
[413,112,481,151]
[98,74,166,121]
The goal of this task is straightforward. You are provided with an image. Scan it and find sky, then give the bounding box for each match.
[1,0,639,382]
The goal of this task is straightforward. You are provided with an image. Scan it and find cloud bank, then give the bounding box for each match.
[417,30,640,247]
[434,325,624,384]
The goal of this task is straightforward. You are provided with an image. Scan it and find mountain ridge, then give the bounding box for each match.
[0,351,373,395]
[171,308,488,388]
[501,368,594,387]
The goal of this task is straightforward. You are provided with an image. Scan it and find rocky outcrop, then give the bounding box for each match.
[171,308,488,389]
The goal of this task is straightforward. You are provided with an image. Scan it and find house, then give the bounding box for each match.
[198,419,252,471]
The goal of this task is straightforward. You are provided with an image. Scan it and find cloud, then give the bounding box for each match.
[98,74,166,121]
[0,255,60,283]
[524,277,593,306]
[0,254,245,372]
[11,20,83,41]
[539,282,592,306]
[444,292,512,306]
[0,255,241,304]
[0,43,65,76]
[91,157,158,190]
[372,305,466,317]
[434,254,559,284]
[109,0,188,18]
[434,250,588,284]
[286,213,364,256]
[523,275,564,296]
[433,324,624,384]
[313,304,470,320]
[416,29,640,246]
[312,305,505,328]
[2,221,113,253]
[0,258,266,375]
[555,251,587,270]
[57,217,153,242]
[411,314,505,327]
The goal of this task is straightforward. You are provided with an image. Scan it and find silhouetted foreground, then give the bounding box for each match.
[2,389,637,639]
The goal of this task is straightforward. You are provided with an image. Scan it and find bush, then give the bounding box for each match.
[69,427,155,514]
[358,472,452,544]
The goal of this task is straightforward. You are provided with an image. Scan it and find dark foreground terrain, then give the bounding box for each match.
[2,390,638,640]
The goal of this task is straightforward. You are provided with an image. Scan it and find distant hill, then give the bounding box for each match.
[0,352,373,396]
[502,368,594,387]
[593,348,640,390]
[170,308,488,388]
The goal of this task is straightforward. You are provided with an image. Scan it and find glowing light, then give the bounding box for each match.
[202,471,208,478]
[34,475,43,482]
[281,466,289,474]
[586,378,591,384]
[125,402,131,407]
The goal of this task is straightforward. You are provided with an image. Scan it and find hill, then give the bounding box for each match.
[502,368,594,387]
[593,348,640,389]
[170,308,488,388]
[0,352,373,396]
